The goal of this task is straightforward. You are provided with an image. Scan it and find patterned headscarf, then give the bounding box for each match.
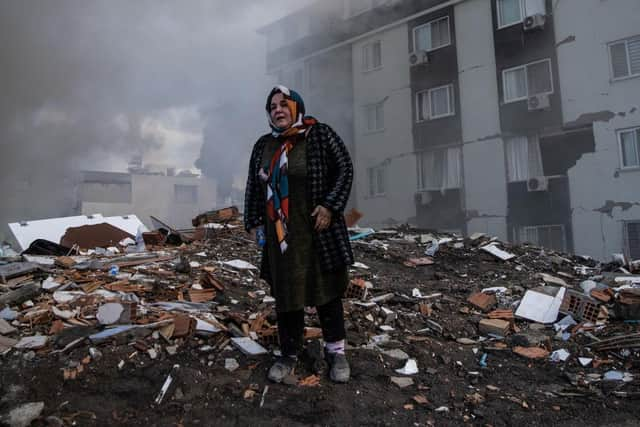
[262,85,317,253]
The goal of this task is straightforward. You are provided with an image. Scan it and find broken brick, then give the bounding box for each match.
[487,309,514,320]
[467,292,497,312]
[513,346,550,359]
[172,315,196,338]
[478,318,510,336]
[188,288,216,303]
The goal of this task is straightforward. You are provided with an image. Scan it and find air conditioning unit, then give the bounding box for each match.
[523,14,546,31]
[527,176,548,192]
[528,93,550,111]
[409,50,429,66]
[414,191,432,205]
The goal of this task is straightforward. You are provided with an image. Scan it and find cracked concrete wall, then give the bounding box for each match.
[455,0,507,239]
[555,0,640,259]
[352,23,416,227]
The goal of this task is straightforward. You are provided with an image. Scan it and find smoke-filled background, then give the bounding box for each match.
[0,0,312,242]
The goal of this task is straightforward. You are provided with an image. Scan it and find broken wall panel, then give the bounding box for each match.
[415,189,465,231]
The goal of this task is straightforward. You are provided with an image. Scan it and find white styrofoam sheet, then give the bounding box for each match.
[8,214,148,251]
[515,287,566,324]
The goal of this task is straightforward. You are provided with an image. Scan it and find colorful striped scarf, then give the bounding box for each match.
[263,86,317,253]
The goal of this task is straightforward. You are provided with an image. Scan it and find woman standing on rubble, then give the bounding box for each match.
[244,85,354,383]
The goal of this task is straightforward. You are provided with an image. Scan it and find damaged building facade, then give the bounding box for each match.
[78,163,217,230]
[260,0,640,260]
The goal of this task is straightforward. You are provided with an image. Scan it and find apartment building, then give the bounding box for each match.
[260,0,640,260]
[78,167,217,230]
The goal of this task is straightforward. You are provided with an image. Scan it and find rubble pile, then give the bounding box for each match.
[1,208,640,425]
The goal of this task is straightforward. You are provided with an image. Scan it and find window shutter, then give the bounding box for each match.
[627,36,640,75]
[611,42,630,78]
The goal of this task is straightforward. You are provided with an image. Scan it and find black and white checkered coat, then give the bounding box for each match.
[244,123,354,283]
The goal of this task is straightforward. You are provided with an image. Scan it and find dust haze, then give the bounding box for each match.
[0,0,312,241]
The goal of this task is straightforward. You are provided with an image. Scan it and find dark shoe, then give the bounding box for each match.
[267,356,297,383]
[326,352,350,383]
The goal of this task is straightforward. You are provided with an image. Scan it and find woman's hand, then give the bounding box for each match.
[311,205,332,231]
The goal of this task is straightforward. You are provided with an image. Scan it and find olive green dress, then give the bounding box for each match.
[261,136,348,312]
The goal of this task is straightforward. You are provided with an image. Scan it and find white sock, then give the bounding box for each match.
[325,339,345,355]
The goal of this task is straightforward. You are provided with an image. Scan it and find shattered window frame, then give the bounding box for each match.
[617,127,640,169]
[519,224,567,252]
[502,58,553,103]
[608,35,640,81]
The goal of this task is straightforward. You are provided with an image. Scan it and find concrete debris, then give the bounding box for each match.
[480,244,516,261]
[3,401,45,427]
[224,358,240,372]
[0,318,17,335]
[381,348,410,360]
[14,335,48,350]
[96,303,125,325]
[222,259,257,270]
[1,215,640,422]
[231,337,268,356]
[390,376,414,388]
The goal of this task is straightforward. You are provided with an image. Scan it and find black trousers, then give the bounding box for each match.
[276,297,346,357]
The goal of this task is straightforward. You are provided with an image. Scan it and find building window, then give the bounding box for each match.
[417,147,462,191]
[505,135,543,182]
[519,224,566,252]
[618,127,640,168]
[367,164,386,197]
[413,16,451,53]
[609,35,640,80]
[497,0,546,29]
[502,59,553,103]
[174,184,198,204]
[624,221,640,260]
[416,84,455,121]
[364,102,384,132]
[362,40,382,72]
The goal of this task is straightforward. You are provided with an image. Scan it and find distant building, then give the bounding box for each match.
[261,0,640,260]
[78,168,216,230]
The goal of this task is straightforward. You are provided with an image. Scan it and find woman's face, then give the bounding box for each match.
[269,92,293,129]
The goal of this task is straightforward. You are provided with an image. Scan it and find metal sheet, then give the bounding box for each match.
[8,214,148,251]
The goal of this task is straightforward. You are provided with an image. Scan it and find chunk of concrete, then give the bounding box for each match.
[230,337,267,356]
[14,335,48,350]
[390,376,414,388]
[96,303,125,325]
[0,318,17,335]
[4,401,45,427]
[381,348,409,360]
